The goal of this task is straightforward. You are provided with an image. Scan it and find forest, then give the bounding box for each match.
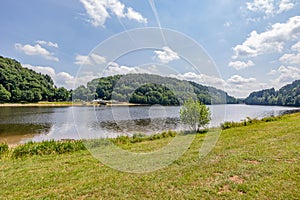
[0,56,70,102]
[245,80,300,106]
[73,73,239,105]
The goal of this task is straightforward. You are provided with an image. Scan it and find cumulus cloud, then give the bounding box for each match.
[228,60,255,70]
[75,53,106,65]
[126,7,147,23]
[154,46,180,64]
[79,0,147,27]
[278,0,295,13]
[102,62,158,77]
[170,72,227,89]
[232,16,300,59]
[15,43,59,62]
[271,65,300,86]
[246,0,295,16]
[36,40,59,48]
[227,75,256,85]
[246,0,275,16]
[23,64,75,89]
[169,72,269,98]
[279,41,300,65]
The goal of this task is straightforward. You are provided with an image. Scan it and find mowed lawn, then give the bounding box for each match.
[1,113,299,199]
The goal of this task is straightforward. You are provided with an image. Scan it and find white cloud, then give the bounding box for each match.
[279,41,300,65]
[36,40,59,48]
[246,0,275,16]
[170,72,269,98]
[23,64,75,89]
[232,16,300,59]
[271,65,300,85]
[291,41,300,52]
[245,0,295,16]
[227,75,256,85]
[268,69,277,75]
[108,0,126,18]
[15,43,59,61]
[278,0,295,13]
[154,46,180,64]
[279,52,300,65]
[75,53,106,65]
[102,62,157,77]
[79,0,147,27]
[126,7,147,23]
[228,60,255,70]
[169,72,228,94]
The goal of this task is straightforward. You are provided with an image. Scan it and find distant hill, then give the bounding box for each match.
[73,73,239,105]
[245,80,300,106]
[0,56,70,103]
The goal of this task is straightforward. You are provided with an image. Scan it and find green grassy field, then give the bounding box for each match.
[1,113,299,199]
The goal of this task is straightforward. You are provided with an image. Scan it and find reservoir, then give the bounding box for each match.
[0,104,299,145]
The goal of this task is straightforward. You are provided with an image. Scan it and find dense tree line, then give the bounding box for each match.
[73,73,239,105]
[245,80,300,106]
[0,56,70,103]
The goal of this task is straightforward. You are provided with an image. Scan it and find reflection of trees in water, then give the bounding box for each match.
[97,118,180,133]
[0,123,51,136]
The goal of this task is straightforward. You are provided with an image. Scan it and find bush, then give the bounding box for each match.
[0,143,9,157]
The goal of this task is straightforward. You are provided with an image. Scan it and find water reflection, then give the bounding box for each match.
[0,123,51,145]
[0,105,299,145]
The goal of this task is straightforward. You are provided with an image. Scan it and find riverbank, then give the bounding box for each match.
[1,113,299,199]
[0,101,144,107]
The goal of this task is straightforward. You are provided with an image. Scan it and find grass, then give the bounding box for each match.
[0,113,299,199]
[220,115,282,129]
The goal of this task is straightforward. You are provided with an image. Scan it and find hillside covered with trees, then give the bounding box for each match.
[73,73,239,105]
[245,80,300,106]
[0,56,70,103]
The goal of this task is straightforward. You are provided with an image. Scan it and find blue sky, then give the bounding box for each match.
[1,0,300,98]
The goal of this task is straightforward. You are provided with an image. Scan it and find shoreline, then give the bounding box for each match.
[0,102,145,107]
[3,112,300,148]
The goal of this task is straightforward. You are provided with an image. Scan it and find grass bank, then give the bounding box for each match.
[0,113,299,199]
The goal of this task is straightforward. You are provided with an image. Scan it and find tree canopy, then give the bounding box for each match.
[0,56,70,103]
[73,73,239,105]
[245,80,300,106]
[180,98,211,132]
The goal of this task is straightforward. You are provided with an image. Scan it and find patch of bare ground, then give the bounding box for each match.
[229,175,244,184]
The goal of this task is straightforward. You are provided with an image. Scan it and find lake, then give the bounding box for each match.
[0,104,299,145]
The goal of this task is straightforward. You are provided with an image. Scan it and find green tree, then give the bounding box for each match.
[54,87,70,101]
[0,84,11,102]
[180,98,211,132]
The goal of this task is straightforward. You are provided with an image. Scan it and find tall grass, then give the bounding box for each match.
[113,130,177,145]
[220,115,282,130]
[12,140,86,158]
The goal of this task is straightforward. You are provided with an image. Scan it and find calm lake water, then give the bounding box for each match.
[0,104,299,145]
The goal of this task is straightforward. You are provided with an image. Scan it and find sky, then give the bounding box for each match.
[0,0,300,98]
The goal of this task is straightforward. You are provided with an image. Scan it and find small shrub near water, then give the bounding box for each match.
[12,140,86,158]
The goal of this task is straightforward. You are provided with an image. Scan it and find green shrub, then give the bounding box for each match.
[0,143,9,157]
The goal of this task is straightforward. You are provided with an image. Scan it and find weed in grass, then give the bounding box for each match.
[0,143,9,157]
